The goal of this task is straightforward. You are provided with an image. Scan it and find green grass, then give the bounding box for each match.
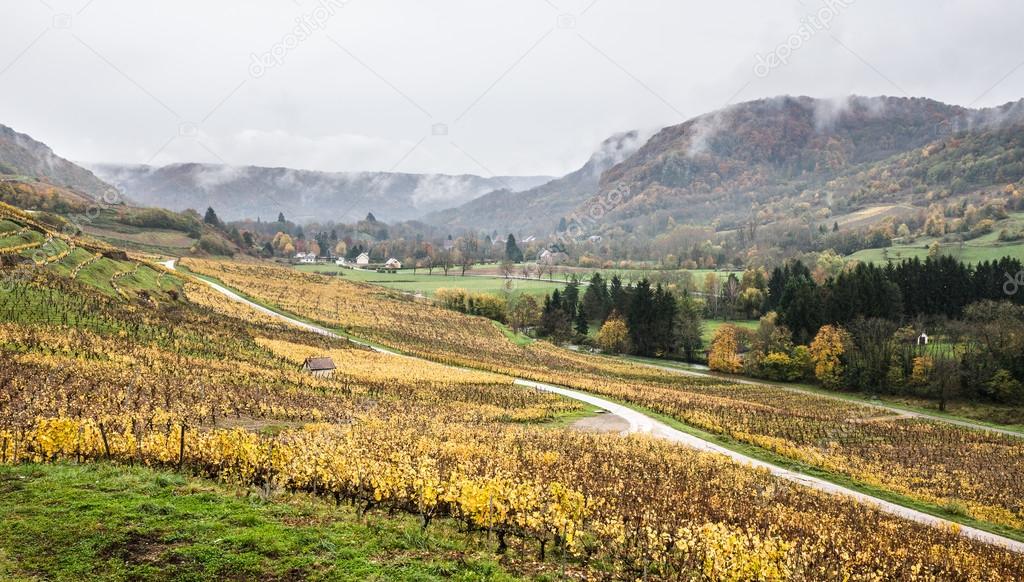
[0,219,21,235]
[702,318,759,342]
[539,405,604,429]
[849,213,1024,264]
[0,229,43,249]
[493,321,535,346]
[0,463,523,581]
[294,264,564,298]
[118,265,183,295]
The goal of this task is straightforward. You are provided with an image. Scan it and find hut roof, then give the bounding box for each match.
[304,356,336,371]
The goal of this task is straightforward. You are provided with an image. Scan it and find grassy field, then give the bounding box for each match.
[849,212,1024,264]
[468,263,741,283]
[293,264,565,298]
[702,318,759,342]
[0,463,523,581]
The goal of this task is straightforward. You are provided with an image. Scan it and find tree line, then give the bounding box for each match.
[534,274,704,359]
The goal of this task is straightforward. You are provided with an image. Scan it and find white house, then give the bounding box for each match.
[294,252,316,264]
[355,252,370,266]
[335,257,347,266]
[384,257,402,269]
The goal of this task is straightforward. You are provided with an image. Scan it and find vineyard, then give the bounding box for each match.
[0,201,182,302]
[182,258,1024,537]
[0,253,1019,578]
[13,291,1024,577]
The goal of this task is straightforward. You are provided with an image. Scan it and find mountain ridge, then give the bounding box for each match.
[91,162,553,224]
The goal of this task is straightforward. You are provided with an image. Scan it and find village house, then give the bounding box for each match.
[384,257,402,269]
[302,356,336,378]
[355,252,370,266]
[293,252,316,264]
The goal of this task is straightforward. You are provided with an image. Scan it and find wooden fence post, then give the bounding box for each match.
[178,424,186,470]
[99,422,111,460]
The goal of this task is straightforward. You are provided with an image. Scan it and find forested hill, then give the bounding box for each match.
[581,96,1024,235]
[0,124,114,200]
[430,96,1024,242]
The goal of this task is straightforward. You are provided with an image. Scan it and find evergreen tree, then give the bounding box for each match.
[609,275,629,318]
[277,212,286,223]
[504,234,524,263]
[627,280,657,355]
[203,207,221,227]
[561,277,580,320]
[674,292,704,361]
[779,275,822,344]
[581,273,611,322]
[574,308,589,336]
[653,284,678,354]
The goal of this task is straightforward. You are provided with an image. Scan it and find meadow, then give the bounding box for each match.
[293,264,563,297]
[849,212,1024,264]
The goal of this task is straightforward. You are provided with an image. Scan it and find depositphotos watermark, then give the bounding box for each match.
[1005,270,1024,296]
[249,0,349,78]
[1,184,124,293]
[753,0,856,78]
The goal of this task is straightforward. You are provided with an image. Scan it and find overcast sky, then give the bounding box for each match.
[2,0,1022,177]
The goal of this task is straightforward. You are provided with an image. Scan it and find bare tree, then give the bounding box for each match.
[458,234,478,276]
[500,260,514,279]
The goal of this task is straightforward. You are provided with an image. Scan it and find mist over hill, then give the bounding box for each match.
[91,162,553,224]
[424,130,648,234]
[427,96,1024,241]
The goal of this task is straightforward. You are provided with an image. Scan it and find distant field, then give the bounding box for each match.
[468,262,739,282]
[703,318,759,342]
[293,264,564,297]
[849,212,1024,264]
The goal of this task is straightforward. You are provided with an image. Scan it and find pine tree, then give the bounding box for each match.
[504,234,524,263]
[562,277,580,320]
[574,308,589,336]
[609,275,629,318]
[627,279,656,355]
[204,207,221,227]
[582,273,611,322]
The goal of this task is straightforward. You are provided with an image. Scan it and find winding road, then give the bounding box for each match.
[630,359,1024,439]
[166,260,1024,554]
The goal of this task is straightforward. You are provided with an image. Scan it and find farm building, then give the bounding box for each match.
[294,252,316,264]
[302,356,336,378]
[384,257,402,269]
[355,252,370,266]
